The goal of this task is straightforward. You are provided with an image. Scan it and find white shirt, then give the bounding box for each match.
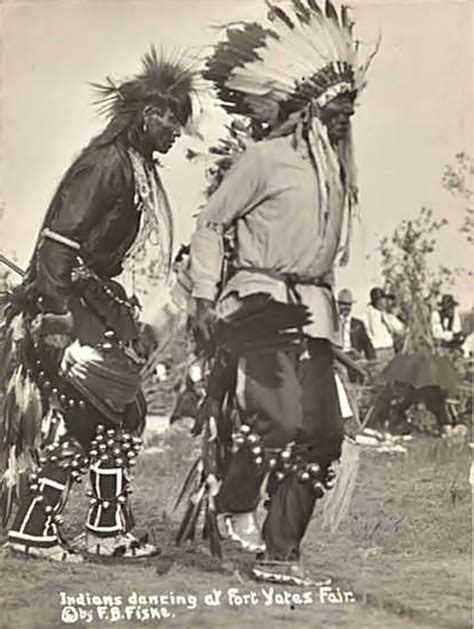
[340,315,352,352]
[191,136,347,344]
[431,309,462,342]
[364,305,393,350]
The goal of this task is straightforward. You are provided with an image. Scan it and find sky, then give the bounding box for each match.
[1,0,473,319]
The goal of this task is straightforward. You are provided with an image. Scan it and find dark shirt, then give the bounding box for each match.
[28,139,139,314]
[350,316,376,360]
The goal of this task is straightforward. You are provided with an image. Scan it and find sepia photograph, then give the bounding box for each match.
[0,0,472,627]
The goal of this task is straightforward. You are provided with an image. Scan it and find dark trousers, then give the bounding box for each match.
[370,384,451,432]
[216,338,343,561]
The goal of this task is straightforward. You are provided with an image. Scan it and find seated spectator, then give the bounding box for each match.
[462,332,474,358]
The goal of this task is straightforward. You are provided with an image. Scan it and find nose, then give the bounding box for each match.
[340,104,354,119]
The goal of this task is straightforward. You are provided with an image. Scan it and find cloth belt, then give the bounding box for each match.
[234,267,332,290]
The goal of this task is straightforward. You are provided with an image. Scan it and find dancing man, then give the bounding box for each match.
[189,0,377,585]
[1,47,199,562]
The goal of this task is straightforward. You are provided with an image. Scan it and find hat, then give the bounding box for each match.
[370,287,386,303]
[440,294,458,308]
[337,288,355,304]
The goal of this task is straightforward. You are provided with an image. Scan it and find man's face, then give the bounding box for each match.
[143,106,182,154]
[319,93,356,143]
[338,301,352,317]
[443,303,455,317]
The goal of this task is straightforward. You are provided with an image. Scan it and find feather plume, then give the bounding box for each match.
[320,436,360,533]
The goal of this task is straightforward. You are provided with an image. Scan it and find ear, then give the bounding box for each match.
[142,104,155,124]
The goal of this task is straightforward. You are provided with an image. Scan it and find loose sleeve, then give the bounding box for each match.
[363,308,375,344]
[34,146,129,313]
[190,146,267,301]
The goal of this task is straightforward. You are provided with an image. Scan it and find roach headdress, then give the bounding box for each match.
[204,0,378,124]
[93,46,199,125]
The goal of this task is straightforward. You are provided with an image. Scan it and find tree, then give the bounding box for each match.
[378,207,454,353]
[443,152,474,245]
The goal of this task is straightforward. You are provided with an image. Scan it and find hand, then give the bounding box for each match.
[194,298,216,351]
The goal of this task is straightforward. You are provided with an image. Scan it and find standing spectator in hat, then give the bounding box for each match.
[431,294,464,350]
[364,287,395,361]
[337,289,375,361]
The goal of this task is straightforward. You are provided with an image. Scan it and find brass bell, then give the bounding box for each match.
[312,482,324,498]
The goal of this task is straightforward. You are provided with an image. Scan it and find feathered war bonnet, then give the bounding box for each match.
[204,0,379,268]
[203,0,378,127]
[91,46,200,139]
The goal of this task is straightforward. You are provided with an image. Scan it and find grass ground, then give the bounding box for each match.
[0,427,471,629]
